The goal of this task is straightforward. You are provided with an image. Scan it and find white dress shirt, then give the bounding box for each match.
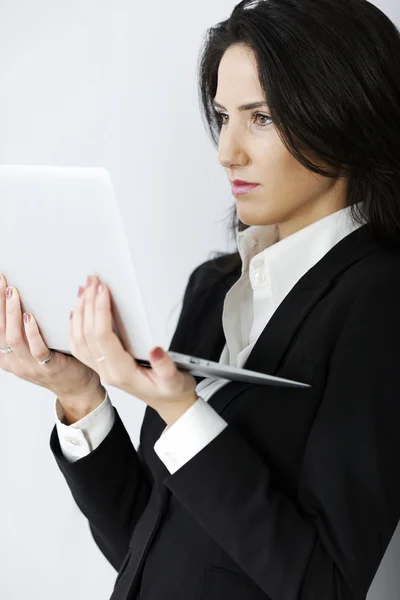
[55,205,365,472]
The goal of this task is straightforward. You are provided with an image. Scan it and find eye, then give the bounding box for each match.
[214,110,272,129]
[254,113,271,127]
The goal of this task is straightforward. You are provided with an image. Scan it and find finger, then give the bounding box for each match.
[148,346,182,392]
[70,283,92,362]
[83,275,103,360]
[4,286,33,362]
[89,280,137,386]
[22,312,54,365]
[91,280,123,383]
[0,274,8,349]
[0,274,12,371]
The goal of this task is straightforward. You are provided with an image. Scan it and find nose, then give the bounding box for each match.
[217,127,249,170]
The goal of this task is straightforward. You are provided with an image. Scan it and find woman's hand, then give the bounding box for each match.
[0,274,103,402]
[69,275,198,424]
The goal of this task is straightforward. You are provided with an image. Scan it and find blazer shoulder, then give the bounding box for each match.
[340,243,400,293]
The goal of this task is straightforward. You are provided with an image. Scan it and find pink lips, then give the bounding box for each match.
[232,182,260,195]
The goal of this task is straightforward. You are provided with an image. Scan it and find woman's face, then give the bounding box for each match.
[214,43,348,239]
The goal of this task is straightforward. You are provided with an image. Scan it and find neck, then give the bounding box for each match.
[277,201,347,241]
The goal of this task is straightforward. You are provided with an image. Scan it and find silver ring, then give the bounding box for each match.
[38,351,53,364]
[0,346,53,364]
[93,356,106,362]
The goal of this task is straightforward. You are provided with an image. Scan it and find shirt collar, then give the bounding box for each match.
[236,203,366,309]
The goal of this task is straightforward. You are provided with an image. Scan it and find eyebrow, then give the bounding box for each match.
[212,101,269,111]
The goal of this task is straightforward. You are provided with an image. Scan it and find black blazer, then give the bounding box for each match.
[50,224,400,600]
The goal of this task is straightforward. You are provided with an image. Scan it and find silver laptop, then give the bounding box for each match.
[0,165,309,389]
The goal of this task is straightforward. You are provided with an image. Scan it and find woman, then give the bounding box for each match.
[1,0,400,598]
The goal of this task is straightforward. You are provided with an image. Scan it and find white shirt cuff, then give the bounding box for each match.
[153,396,228,474]
[54,389,115,463]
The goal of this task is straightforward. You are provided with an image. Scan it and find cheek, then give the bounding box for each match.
[245,135,331,222]
[260,142,325,201]
[247,155,328,224]
[256,131,295,182]
[257,146,301,197]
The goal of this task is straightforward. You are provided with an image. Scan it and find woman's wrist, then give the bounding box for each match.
[58,382,106,425]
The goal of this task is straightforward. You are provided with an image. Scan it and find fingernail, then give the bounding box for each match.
[152,347,164,361]
[87,276,93,286]
[6,287,13,299]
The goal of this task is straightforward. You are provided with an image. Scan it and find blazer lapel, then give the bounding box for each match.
[171,225,381,416]
[202,225,380,378]
[243,224,381,375]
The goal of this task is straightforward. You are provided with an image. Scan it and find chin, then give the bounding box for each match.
[237,208,279,227]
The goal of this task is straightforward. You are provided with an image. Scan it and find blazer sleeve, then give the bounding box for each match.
[163,276,400,600]
[48,261,205,571]
[49,409,152,571]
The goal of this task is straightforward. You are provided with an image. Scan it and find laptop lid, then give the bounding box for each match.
[0,164,154,360]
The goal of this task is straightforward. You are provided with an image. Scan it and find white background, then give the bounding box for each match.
[0,1,399,598]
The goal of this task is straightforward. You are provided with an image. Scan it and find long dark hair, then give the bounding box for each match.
[197,0,400,279]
